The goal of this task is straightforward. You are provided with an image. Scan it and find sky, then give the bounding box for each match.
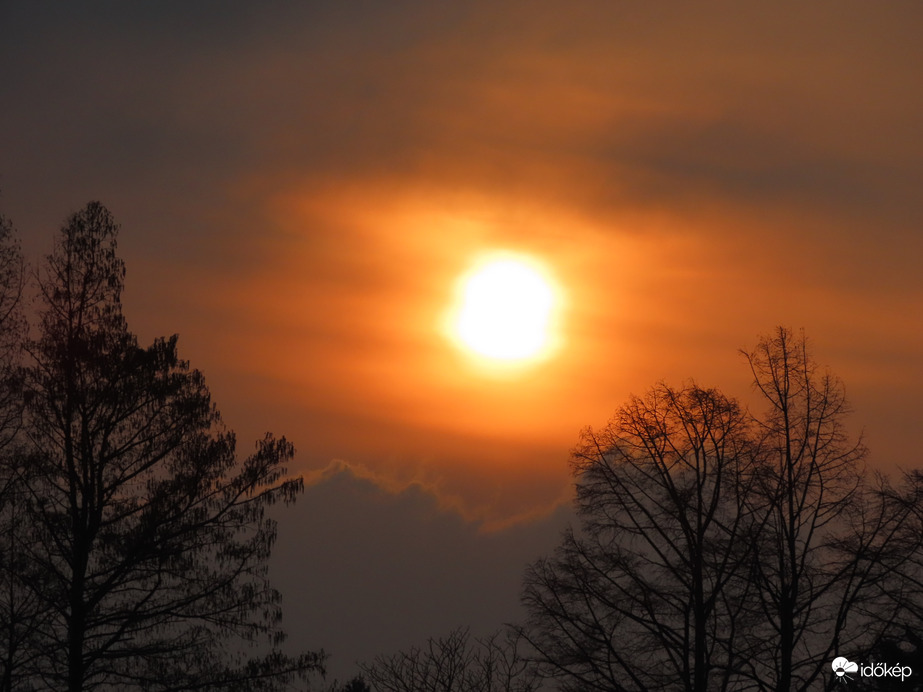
[2,1,922,683]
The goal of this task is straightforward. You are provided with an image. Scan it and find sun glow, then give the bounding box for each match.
[448,254,560,363]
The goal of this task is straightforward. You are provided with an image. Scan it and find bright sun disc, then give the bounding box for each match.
[452,255,557,361]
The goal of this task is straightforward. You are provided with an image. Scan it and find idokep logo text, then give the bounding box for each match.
[832,656,913,684]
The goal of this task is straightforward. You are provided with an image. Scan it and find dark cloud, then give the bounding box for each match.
[5,2,920,239]
[271,466,573,682]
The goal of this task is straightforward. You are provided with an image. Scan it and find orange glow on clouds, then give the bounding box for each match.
[193,179,650,526]
[179,172,918,529]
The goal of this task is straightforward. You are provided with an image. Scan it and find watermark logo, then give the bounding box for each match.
[831,657,858,684]
[831,656,912,685]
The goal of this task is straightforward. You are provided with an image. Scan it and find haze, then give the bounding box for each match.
[2,1,921,681]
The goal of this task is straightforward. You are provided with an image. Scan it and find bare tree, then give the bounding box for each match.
[521,329,917,692]
[521,384,759,691]
[329,677,373,692]
[842,472,923,692]
[875,470,923,643]
[6,202,322,690]
[739,328,907,691]
[0,209,24,447]
[362,627,542,692]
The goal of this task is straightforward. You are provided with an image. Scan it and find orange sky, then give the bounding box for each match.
[4,2,923,525]
[116,171,923,529]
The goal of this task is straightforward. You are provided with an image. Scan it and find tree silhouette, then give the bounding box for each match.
[521,384,759,692]
[0,209,23,445]
[0,210,42,691]
[362,627,542,692]
[329,676,373,692]
[521,328,918,692]
[738,328,907,691]
[1,202,323,690]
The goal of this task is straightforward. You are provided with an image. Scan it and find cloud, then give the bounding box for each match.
[302,457,572,533]
[271,463,574,681]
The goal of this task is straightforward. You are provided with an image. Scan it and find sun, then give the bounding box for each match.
[448,254,560,363]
